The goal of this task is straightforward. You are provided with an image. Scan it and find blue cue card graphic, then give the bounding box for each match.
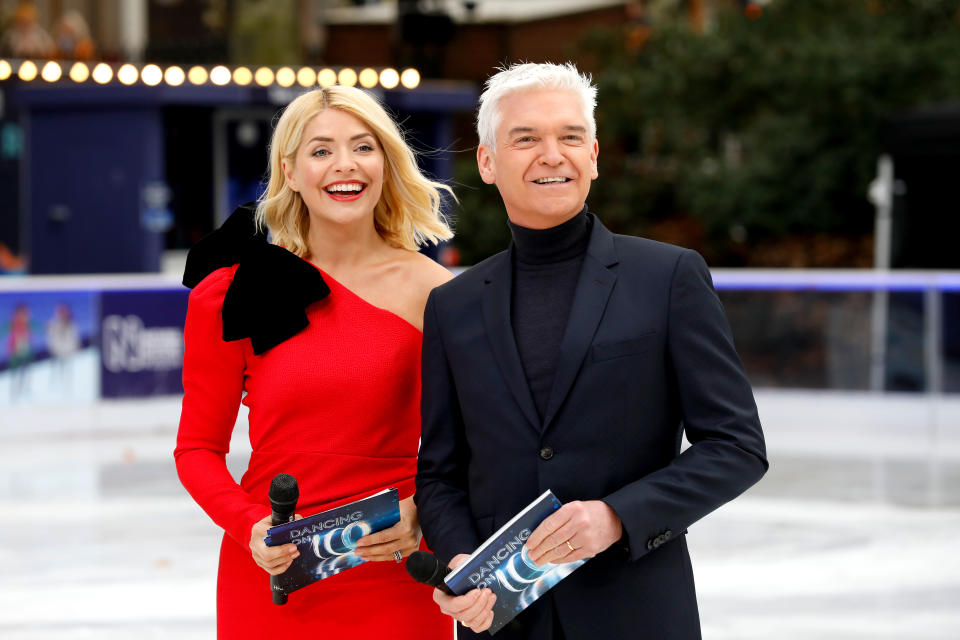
[265,488,400,595]
[444,490,588,634]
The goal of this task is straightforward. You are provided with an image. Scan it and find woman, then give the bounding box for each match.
[174,86,454,638]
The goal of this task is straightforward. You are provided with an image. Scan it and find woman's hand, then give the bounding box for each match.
[353,496,422,562]
[249,514,301,575]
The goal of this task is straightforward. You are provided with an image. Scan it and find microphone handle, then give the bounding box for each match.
[270,508,296,605]
[409,551,457,595]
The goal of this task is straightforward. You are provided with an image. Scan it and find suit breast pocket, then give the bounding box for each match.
[590,332,657,362]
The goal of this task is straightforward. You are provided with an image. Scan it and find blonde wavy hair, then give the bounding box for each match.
[256,86,454,255]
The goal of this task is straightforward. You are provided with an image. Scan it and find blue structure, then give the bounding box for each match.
[8,80,477,274]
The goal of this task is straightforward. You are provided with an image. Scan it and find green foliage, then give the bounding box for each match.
[449,0,960,264]
[447,157,512,266]
[581,0,960,259]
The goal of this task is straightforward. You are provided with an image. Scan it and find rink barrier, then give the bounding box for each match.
[1,270,958,401]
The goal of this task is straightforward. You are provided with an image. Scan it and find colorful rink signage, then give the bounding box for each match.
[99,289,189,398]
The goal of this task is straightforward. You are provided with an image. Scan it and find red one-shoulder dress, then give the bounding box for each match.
[174,260,452,639]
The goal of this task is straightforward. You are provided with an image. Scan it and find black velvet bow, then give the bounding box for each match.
[182,203,330,355]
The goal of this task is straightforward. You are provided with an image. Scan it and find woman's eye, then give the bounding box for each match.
[312,148,330,157]
[356,143,374,152]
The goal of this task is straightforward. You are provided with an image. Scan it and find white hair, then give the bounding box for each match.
[476,62,598,149]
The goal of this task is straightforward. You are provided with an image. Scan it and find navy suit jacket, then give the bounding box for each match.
[415,213,768,639]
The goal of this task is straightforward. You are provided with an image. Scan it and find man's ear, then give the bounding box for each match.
[477,145,497,185]
[590,139,599,180]
[281,158,299,192]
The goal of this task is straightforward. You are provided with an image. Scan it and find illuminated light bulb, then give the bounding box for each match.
[210,65,231,86]
[297,67,317,87]
[379,68,399,89]
[164,65,185,86]
[18,60,38,81]
[400,68,420,89]
[233,66,253,86]
[254,67,274,87]
[317,68,337,87]
[0,60,11,81]
[188,66,208,85]
[69,61,89,82]
[117,63,138,85]
[337,67,357,87]
[41,61,62,82]
[141,64,162,86]
[276,67,295,87]
[92,62,113,84]
[358,68,378,89]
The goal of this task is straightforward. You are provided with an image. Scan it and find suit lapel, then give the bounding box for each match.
[480,250,542,431]
[542,216,619,430]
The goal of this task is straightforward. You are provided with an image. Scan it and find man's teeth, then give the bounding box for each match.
[326,183,364,193]
[534,177,569,184]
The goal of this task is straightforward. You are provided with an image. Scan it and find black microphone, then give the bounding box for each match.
[406,551,456,595]
[268,473,299,605]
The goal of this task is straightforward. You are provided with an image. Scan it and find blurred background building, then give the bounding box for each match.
[0,1,958,637]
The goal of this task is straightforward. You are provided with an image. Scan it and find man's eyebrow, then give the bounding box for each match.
[507,126,537,138]
[506,125,587,138]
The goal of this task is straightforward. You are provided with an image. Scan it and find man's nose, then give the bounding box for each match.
[538,139,565,165]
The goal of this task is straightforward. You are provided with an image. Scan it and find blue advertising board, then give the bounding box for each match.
[99,289,189,398]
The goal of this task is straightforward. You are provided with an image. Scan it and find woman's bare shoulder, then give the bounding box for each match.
[402,250,455,291]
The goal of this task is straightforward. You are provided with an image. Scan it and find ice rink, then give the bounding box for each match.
[1,387,958,639]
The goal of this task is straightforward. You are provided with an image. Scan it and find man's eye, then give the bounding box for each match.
[563,135,583,143]
[516,136,535,144]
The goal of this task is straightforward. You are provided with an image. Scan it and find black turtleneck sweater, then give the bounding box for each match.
[509,208,592,422]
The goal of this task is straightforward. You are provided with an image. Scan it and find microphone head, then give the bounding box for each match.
[269,473,299,507]
[406,550,442,585]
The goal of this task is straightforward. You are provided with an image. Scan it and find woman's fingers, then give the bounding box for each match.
[249,514,299,574]
[355,496,421,562]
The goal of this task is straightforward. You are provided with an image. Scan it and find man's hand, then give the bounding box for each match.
[525,500,622,566]
[432,553,497,633]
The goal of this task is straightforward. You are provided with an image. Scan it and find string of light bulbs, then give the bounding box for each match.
[0,59,421,90]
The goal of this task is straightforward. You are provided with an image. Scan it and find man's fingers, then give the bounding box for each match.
[467,608,496,633]
[528,524,579,564]
[525,509,569,549]
[437,587,495,621]
[462,591,497,631]
[438,588,482,614]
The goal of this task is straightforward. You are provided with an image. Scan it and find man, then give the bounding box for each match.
[415,62,767,639]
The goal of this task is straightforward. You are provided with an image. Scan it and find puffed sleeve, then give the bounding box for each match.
[174,266,271,547]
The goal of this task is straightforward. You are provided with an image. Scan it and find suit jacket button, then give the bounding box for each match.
[664,530,672,540]
[539,446,554,460]
[646,539,655,551]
